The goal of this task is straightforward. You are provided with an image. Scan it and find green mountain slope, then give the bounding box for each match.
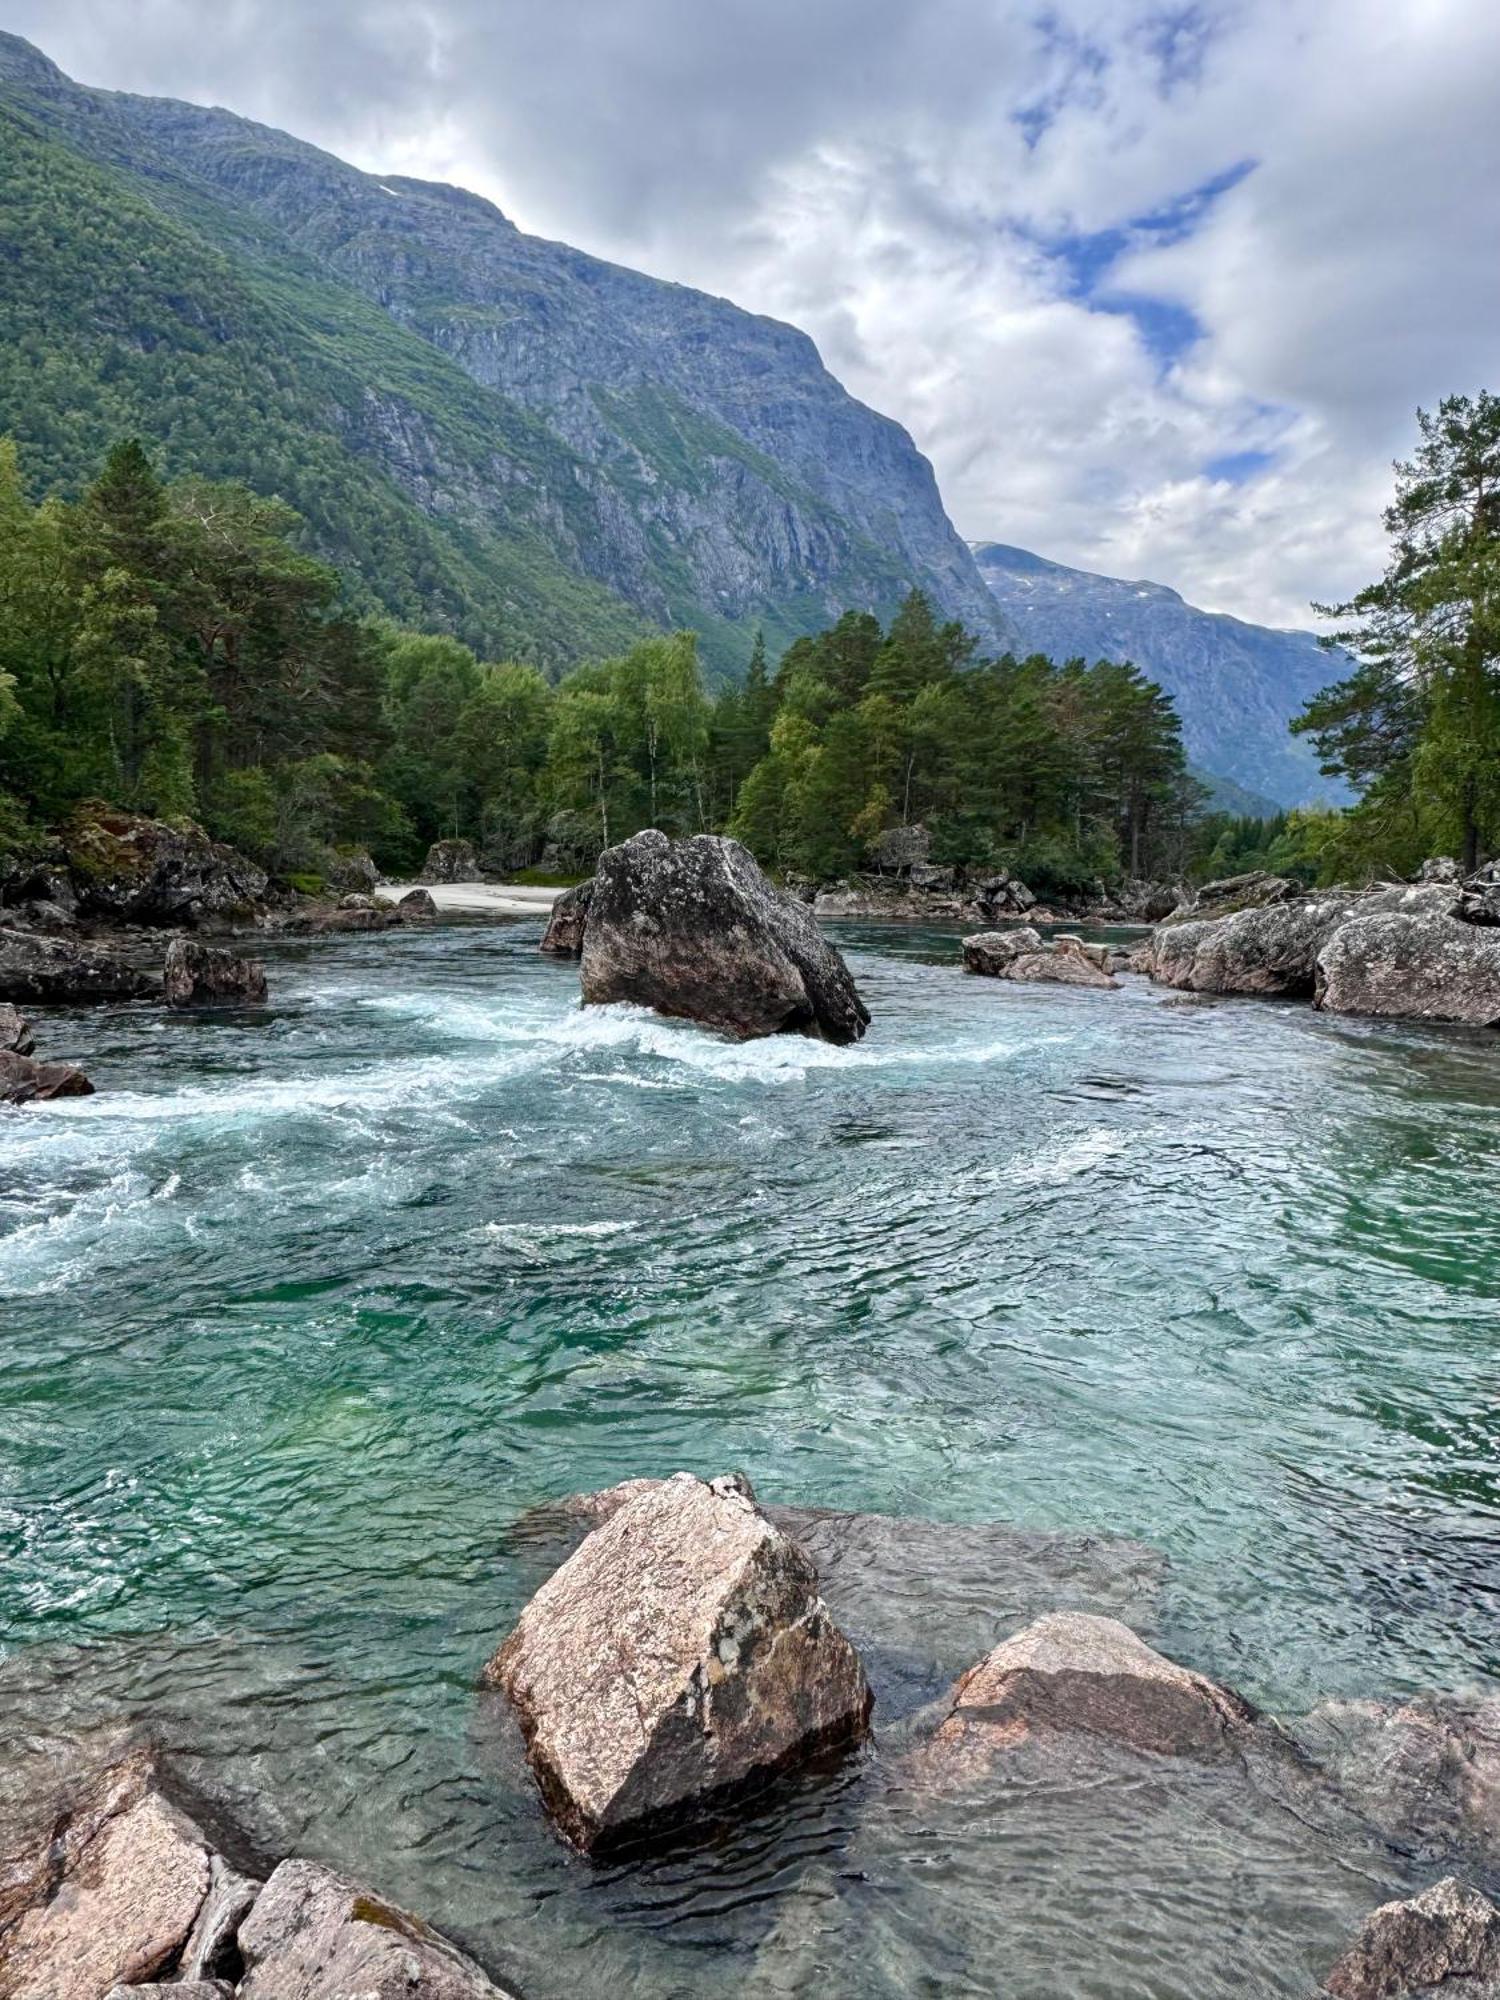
[0,32,1003,675]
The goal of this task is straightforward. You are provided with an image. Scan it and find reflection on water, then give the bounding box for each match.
[2,919,1498,1996]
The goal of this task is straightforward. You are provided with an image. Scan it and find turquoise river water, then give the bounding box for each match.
[2,917,1498,1997]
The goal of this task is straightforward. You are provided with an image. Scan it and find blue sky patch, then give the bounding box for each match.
[1021,157,1256,369]
[1204,447,1276,483]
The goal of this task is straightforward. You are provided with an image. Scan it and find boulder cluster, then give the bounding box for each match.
[1143,859,1500,1026]
[5,1473,1497,1997]
[539,830,870,1045]
[0,1745,514,1999]
[808,822,1182,925]
[962,927,1125,988]
[483,1472,1500,1997]
[959,858,1500,1030]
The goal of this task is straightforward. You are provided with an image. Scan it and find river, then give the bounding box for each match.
[2,917,1498,1996]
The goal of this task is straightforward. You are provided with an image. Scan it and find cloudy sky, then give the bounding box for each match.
[11,0,1499,627]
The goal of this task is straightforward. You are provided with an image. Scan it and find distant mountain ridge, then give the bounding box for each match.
[972,542,1347,809]
[0,31,1002,672]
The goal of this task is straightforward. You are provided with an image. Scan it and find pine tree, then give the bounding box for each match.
[1298,393,1500,871]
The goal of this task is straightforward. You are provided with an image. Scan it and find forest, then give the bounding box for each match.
[0,436,1210,897]
[5,409,1494,899]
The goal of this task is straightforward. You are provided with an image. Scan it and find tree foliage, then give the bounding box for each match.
[1296,393,1500,874]
[1,439,1201,897]
[720,591,1197,890]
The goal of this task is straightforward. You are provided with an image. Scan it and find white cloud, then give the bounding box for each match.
[8,0,1499,629]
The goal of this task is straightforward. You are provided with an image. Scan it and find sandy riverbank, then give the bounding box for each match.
[380,880,563,917]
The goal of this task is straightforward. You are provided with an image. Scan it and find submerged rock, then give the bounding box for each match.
[236,1859,514,1999]
[0,927,156,1005]
[0,1050,93,1103]
[0,1004,33,1055]
[538,879,592,957]
[962,927,1118,988]
[915,1612,1254,1784]
[580,831,870,1044]
[420,838,481,884]
[1323,1877,1500,1999]
[484,1471,873,1852]
[1293,1694,1500,1866]
[162,938,269,1009]
[63,807,269,927]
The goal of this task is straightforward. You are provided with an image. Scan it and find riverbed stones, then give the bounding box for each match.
[0,927,156,1005]
[0,1749,215,1999]
[0,1050,93,1102]
[579,830,870,1044]
[538,879,592,956]
[484,1471,873,1851]
[1323,1878,1500,1999]
[236,1859,514,1999]
[962,927,1117,988]
[163,938,269,1009]
[916,1612,1254,1783]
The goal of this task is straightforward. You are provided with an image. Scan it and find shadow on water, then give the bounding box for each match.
[2,917,1498,1995]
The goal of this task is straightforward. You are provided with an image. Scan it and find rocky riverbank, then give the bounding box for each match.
[1139,858,1500,1026]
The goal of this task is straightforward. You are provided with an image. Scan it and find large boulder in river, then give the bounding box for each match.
[0,927,156,1005]
[1147,893,1357,997]
[162,938,268,1009]
[914,1612,1254,1785]
[962,927,1117,988]
[0,1050,93,1103]
[1323,1878,1500,1999]
[420,837,481,884]
[63,806,268,927]
[539,879,592,957]
[579,831,870,1043]
[483,1471,873,1852]
[236,1859,514,1999]
[1315,902,1500,1025]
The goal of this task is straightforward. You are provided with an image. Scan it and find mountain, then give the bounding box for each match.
[0,32,1002,674]
[972,542,1348,810]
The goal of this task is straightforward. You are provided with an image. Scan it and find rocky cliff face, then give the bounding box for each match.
[0,31,1002,671]
[973,542,1350,809]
